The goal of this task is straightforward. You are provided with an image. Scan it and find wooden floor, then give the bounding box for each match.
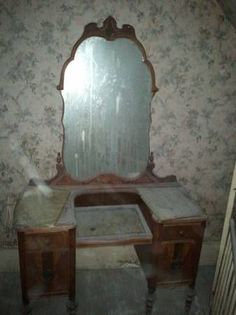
[0,266,214,315]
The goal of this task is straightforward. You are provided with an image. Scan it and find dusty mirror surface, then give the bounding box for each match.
[62,36,152,180]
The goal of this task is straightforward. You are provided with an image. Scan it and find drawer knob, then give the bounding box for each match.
[179,230,184,236]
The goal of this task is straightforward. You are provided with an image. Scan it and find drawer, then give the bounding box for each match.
[25,231,69,251]
[25,251,70,295]
[158,223,204,242]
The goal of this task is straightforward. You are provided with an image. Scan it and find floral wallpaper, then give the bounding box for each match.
[0,0,235,246]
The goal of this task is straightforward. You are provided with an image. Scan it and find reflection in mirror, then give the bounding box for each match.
[62,37,152,180]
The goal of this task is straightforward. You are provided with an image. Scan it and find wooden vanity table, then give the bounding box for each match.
[15,182,206,314]
[14,17,206,315]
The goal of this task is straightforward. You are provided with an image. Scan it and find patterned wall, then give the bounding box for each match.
[0,0,235,246]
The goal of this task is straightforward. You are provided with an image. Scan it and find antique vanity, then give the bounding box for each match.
[14,17,206,315]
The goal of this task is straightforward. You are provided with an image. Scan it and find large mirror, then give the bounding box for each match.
[52,17,160,185]
[62,36,152,180]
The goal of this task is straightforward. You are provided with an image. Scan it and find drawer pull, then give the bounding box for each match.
[178,230,184,236]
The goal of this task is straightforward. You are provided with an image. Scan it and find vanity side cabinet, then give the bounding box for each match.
[152,220,206,286]
[17,225,76,313]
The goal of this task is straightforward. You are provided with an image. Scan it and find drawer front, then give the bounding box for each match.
[158,223,204,242]
[25,231,69,251]
[25,250,69,296]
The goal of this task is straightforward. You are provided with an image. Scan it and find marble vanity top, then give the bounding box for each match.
[14,185,70,228]
[137,186,205,222]
[14,183,206,237]
[74,204,151,242]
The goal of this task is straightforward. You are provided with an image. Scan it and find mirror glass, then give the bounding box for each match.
[62,37,152,180]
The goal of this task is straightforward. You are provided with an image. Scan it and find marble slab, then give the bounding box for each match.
[14,186,70,228]
[138,186,206,222]
[75,204,152,241]
[14,184,206,232]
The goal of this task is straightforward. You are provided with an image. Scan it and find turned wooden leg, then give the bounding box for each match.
[134,244,158,315]
[145,278,156,315]
[146,287,156,315]
[185,284,196,314]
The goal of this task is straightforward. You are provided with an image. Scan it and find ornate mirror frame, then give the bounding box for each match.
[49,17,176,186]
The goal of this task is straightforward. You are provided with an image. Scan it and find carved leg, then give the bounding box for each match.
[133,244,157,315]
[66,299,78,315]
[146,287,156,315]
[185,285,196,314]
[146,278,156,315]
